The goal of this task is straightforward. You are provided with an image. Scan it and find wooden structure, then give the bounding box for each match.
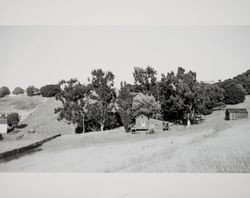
[0,114,7,134]
[225,108,248,120]
[133,114,168,132]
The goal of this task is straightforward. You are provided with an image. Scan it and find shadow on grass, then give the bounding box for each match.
[0,147,42,163]
[16,124,28,129]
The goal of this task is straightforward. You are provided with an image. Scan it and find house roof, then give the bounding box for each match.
[135,113,164,122]
[135,113,149,120]
[226,108,248,113]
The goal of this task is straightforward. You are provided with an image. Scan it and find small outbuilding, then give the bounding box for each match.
[225,108,248,120]
[0,114,7,134]
[134,114,168,131]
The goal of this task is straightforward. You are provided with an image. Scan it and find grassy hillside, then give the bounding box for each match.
[21,98,74,136]
[1,96,249,172]
[0,96,74,152]
[0,95,47,121]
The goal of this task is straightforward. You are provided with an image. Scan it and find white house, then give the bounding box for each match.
[0,115,7,134]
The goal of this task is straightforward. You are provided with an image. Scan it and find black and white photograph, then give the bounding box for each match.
[0,0,250,197]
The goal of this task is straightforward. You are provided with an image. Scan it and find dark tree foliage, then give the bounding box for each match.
[7,112,20,128]
[12,87,24,95]
[88,69,116,131]
[117,81,134,132]
[159,67,205,124]
[55,79,90,133]
[133,66,159,100]
[199,83,225,114]
[26,86,40,96]
[40,84,61,97]
[84,104,122,132]
[217,79,246,104]
[233,69,250,94]
[0,86,10,98]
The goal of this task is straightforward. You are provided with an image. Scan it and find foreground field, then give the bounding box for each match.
[0,116,249,172]
[0,96,249,172]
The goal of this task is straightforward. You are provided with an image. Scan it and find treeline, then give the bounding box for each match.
[53,67,250,133]
[0,84,60,97]
[1,67,249,133]
[216,69,250,104]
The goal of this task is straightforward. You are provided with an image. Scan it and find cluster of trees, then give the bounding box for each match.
[216,69,250,104]
[0,84,61,98]
[54,66,247,133]
[1,67,249,133]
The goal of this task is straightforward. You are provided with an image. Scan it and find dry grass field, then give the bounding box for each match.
[0,96,250,172]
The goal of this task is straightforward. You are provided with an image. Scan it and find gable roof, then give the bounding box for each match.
[226,108,248,113]
[135,113,149,120]
[135,113,164,122]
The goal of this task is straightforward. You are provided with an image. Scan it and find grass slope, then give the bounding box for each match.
[0,96,73,152]
[21,97,74,136]
[0,96,249,172]
[0,95,47,121]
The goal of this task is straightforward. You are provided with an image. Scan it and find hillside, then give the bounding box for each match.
[0,95,47,121]
[1,96,249,172]
[21,97,74,136]
[0,96,74,152]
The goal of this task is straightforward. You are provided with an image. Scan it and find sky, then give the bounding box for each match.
[0,26,250,90]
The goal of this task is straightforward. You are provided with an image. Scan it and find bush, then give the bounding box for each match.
[7,112,20,129]
[12,87,24,95]
[0,86,10,98]
[26,86,40,96]
[147,128,155,134]
[40,84,61,97]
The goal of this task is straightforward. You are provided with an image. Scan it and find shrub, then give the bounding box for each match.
[12,87,24,95]
[26,86,40,96]
[7,112,20,129]
[147,128,155,134]
[40,84,61,97]
[0,86,10,98]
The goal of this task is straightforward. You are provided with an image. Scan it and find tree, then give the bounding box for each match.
[132,93,161,120]
[133,66,159,99]
[26,86,40,96]
[40,84,61,97]
[159,67,204,125]
[12,87,24,95]
[117,81,134,132]
[55,79,90,133]
[7,112,20,130]
[199,83,225,114]
[0,86,10,98]
[233,69,250,94]
[217,79,246,104]
[88,69,116,131]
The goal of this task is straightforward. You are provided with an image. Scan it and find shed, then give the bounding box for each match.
[0,116,7,134]
[225,108,248,120]
[134,114,168,131]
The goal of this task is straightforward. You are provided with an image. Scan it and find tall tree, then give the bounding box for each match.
[54,79,89,133]
[88,69,116,131]
[133,66,159,99]
[117,81,134,132]
[160,67,204,125]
